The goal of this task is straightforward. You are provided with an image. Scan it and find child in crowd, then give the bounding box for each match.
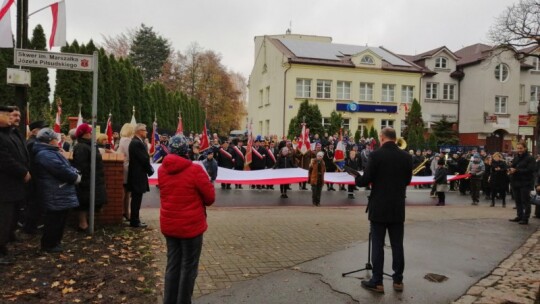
[434,159,448,206]
[202,150,218,183]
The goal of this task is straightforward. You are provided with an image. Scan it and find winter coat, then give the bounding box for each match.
[295,149,314,170]
[324,149,337,172]
[308,159,325,186]
[127,136,154,193]
[0,126,30,203]
[202,158,218,181]
[158,154,215,239]
[434,167,448,185]
[274,155,296,169]
[72,137,107,209]
[355,141,413,223]
[117,137,131,184]
[249,146,266,170]
[467,160,485,179]
[33,142,79,211]
[231,145,246,170]
[490,160,509,191]
[510,151,536,189]
[216,147,234,169]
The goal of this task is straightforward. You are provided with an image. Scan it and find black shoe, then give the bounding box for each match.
[509,217,521,222]
[361,280,384,293]
[42,245,63,253]
[436,203,444,206]
[0,256,14,266]
[130,222,148,228]
[123,214,130,222]
[518,219,529,225]
[348,194,355,199]
[393,282,404,292]
[239,186,243,189]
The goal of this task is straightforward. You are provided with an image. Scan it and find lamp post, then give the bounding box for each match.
[15,0,29,138]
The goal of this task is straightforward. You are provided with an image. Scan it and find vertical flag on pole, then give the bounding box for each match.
[49,1,66,49]
[130,106,137,126]
[244,119,253,170]
[77,108,83,127]
[25,102,30,138]
[54,100,62,133]
[199,122,210,152]
[149,116,157,155]
[176,111,184,135]
[333,128,346,170]
[297,122,311,155]
[105,113,114,151]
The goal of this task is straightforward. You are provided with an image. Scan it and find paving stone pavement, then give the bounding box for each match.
[141,203,538,302]
[452,229,540,304]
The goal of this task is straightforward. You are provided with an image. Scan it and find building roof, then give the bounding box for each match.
[269,37,424,73]
[455,43,493,66]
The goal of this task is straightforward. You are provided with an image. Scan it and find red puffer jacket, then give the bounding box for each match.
[158,154,215,239]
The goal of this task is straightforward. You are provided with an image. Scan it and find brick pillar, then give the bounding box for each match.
[63,152,125,225]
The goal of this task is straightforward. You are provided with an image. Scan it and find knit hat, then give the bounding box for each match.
[317,151,324,157]
[75,123,92,138]
[168,135,189,157]
[36,128,59,143]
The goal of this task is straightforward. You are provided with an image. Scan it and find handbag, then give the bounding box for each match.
[532,194,540,206]
[436,184,449,192]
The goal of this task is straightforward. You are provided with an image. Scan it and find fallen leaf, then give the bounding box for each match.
[61,287,73,295]
[137,276,145,282]
[101,255,110,259]
[77,259,86,264]
[51,281,60,288]
[73,299,81,303]
[64,279,76,285]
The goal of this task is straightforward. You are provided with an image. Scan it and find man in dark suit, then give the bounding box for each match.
[231,138,245,189]
[127,123,154,228]
[353,127,413,294]
[0,106,31,265]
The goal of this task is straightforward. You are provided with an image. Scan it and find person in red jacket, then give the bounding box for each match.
[158,135,215,304]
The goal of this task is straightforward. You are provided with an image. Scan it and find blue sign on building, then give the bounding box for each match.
[337,102,397,113]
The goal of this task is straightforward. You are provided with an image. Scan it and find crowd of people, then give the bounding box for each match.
[2,103,540,302]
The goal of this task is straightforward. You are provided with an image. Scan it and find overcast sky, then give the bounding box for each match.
[25,0,515,79]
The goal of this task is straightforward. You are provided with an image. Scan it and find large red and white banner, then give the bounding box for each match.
[148,163,469,186]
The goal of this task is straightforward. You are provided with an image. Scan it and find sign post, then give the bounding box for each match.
[14,48,99,234]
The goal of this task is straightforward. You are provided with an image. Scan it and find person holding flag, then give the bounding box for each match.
[249,136,266,190]
[231,138,245,189]
[295,123,313,190]
[334,129,347,191]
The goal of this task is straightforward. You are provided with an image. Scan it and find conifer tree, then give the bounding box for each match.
[287,100,324,139]
[28,25,50,120]
[404,98,425,150]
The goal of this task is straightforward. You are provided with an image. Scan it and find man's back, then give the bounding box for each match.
[357,141,413,223]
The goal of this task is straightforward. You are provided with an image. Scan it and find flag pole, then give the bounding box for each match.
[28,2,54,17]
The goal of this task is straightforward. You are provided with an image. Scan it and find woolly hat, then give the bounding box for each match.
[316,151,324,157]
[75,123,92,138]
[37,128,59,143]
[168,135,189,158]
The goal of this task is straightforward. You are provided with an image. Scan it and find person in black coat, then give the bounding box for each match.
[273,147,296,198]
[216,141,234,190]
[127,123,155,228]
[231,139,245,189]
[352,127,413,293]
[508,142,535,225]
[490,152,509,207]
[250,139,266,190]
[0,106,31,265]
[72,123,107,232]
[323,143,337,191]
[345,149,361,199]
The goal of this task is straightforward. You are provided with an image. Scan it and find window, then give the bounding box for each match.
[381,119,394,130]
[495,96,507,114]
[356,122,367,138]
[426,83,438,99]
[382,84,395,102]
[360,82,373,101]
[316,80,332,99]
[337,81,351,100]
[401,85,414,103]
[494,63,509,82]
[259,89,263,107]
[533,57,540,71]
[258,121,263,134]
[443,84,455,100]
[361,55,374,64]
[265,119,270,135]
[322,117,331,129]
[435,57,448,69]
[265,86,270,105]
[531,85,540,102]
[342,118,350,130]
[520,84,525,103]
[296,78,311,98]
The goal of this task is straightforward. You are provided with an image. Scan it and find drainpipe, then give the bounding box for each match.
[283,61,292,138]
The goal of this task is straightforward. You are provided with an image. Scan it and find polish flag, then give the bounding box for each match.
[76,109,83,127]
[199,122,210,152]
[0,0,14,48]
[105,114,114,150]
[333,129,346,170]
[54,103,62,133]
[176,112,184,135]
[149,120,158,155]
[49,1,66,49]
[297,123,311,155]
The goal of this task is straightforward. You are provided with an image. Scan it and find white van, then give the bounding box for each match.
[229,130,247,139]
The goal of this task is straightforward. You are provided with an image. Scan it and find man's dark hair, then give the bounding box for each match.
[8,106,20,111]
[381,127,396,140]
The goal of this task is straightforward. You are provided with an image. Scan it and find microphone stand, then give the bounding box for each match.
[342,232,392,278]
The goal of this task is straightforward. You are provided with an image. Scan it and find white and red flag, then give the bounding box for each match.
[49,1,66,49]
[199,122,210,152]
[244,119,253,170]
[0,0,13,48]
[176,111,184,135]
[53,101,62,133]
[333,128,346,170]
[76,108,83,127]
[105,114,114,150]
[149,120,158,155]
[297,123,311,155]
